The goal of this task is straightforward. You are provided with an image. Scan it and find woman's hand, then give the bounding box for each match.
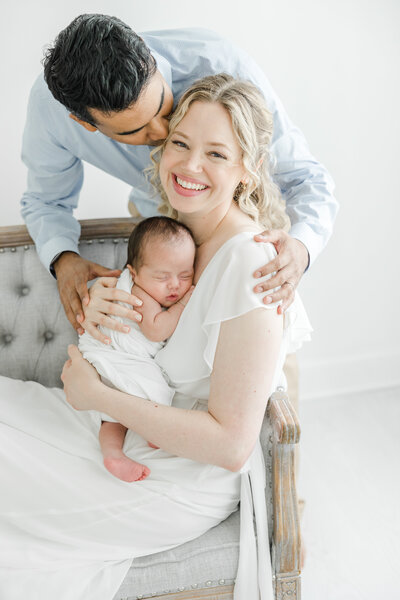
[253,230,309,313]
[79,277,144,344]
[61,345,102,411]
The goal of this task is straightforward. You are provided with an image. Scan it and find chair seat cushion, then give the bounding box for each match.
[114,510,240,598]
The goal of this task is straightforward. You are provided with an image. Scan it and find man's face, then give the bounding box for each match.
[71,70,174,146]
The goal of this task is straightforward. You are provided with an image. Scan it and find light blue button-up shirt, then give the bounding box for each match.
[21,28,337,272]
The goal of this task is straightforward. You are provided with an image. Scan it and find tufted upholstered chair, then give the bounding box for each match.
[0,218,302,600]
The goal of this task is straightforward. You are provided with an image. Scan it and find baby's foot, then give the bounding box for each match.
[103,456,150,482]
[148,441,159,449]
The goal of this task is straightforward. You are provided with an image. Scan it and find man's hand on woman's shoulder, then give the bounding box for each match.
[253,230,309,313]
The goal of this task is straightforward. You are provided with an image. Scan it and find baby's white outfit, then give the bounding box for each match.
[79,268,174,422]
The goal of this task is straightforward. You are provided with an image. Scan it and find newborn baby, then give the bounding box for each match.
[79,216,195,482]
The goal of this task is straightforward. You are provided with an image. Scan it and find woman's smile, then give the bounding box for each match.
[172,173,210,196]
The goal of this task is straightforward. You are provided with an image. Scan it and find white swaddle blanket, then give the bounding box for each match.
[79,269,175,421]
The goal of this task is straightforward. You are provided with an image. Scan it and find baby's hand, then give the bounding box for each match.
[179,285,195,307]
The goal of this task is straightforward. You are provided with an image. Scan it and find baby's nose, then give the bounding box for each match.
[169,277,180,289]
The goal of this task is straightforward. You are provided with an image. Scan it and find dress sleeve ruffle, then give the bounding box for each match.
[202,236,312,374]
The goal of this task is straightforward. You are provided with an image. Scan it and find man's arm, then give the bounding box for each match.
[134,285,193,342]
[21,76,122,331]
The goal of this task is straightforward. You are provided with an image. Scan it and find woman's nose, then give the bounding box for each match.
[181,150,203,173]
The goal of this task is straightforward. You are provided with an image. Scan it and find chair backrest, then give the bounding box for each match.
[0,218,138,387]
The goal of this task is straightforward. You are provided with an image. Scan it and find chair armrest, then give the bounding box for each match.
[266,389,302,595]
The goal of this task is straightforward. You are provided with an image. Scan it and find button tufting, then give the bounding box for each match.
[44,331,54,341]
[3,334,13,344]
[20,286,30,296]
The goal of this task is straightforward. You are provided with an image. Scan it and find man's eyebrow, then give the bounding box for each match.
[173,130,230,151]
[116,86,165,136]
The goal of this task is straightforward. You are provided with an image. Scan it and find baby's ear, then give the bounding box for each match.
[126,264,136,279]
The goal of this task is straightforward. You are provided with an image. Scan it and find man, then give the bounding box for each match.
[21,13,337,335]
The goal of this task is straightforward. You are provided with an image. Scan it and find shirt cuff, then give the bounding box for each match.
[39,237,80,276]
[289,223,326,269]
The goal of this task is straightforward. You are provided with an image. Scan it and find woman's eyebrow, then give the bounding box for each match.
[116,86,165,136]
[172,131,230,151]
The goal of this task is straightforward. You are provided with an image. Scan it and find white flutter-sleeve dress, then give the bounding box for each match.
[0,232,311,600]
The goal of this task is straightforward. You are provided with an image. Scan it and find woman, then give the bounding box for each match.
[0,74,311,600]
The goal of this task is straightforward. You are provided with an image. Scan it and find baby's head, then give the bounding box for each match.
[125,217,196,307]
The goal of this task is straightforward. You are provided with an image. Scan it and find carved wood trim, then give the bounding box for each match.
[267,390,302,590]
[275,575,301,600]
[0,218,142,248]
[126,584,234,599]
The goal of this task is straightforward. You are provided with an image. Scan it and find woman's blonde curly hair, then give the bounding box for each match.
[149,73,290,231]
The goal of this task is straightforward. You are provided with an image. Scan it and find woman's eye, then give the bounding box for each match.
[209,151,227,160]
[171,140,188,149]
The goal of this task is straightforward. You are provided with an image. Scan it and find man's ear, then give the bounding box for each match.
[69,113,97,132]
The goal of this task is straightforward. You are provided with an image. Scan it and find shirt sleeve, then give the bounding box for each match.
[20,75,83,272]
[231,46,338,266]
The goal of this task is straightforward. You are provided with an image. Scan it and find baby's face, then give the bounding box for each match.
[132,236,195,307]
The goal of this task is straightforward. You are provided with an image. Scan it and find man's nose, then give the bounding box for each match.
[147,117,169,142]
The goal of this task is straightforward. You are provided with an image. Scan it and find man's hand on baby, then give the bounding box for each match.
[80,277,144,345]
[253,230,309,313]
[54,252,122,334]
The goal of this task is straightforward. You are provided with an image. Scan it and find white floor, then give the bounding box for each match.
[298,386,400,600]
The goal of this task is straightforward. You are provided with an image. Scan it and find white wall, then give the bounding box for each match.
[1,0,399,399]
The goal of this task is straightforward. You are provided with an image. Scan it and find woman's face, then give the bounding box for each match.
[159,101,246,217]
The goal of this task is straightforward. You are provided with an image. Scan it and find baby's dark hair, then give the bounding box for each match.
[125,217,195,270]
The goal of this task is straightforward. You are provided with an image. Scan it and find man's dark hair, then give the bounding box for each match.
[43,14,156,125]
[126,217,195,271]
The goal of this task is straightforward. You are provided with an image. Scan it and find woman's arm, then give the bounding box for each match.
[63,307,282,471]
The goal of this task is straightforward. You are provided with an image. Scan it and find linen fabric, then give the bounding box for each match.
[0,233,311,599]
[21,28,337,272]
[78,268,174,423]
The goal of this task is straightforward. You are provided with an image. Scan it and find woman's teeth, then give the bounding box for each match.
[176,176,207,191]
